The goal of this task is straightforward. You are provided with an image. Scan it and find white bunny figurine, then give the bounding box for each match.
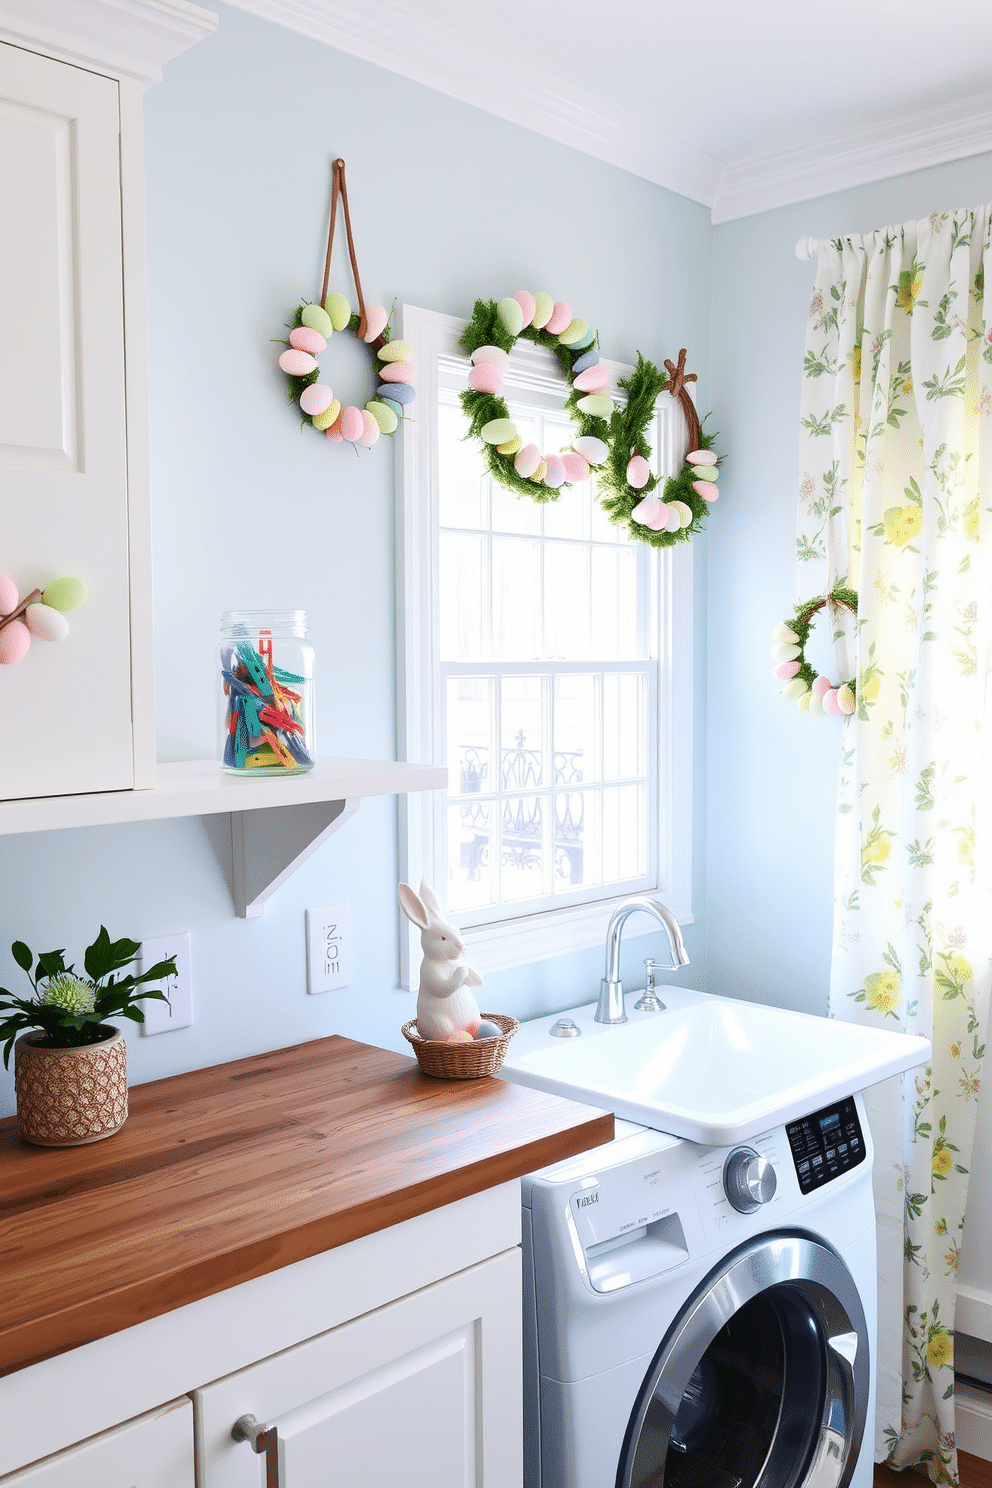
[398,879,483,1041]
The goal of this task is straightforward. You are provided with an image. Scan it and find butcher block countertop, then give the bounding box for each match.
[0,1035,613,1378]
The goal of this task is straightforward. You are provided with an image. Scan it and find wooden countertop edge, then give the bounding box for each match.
[0,1107,613,1377]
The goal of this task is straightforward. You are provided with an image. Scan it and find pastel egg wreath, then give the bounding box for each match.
[459,294,722,547]
[277,296,414,446]
[772,586,859,715]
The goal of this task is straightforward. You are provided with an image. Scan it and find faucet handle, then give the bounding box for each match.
[634,959,666,1013]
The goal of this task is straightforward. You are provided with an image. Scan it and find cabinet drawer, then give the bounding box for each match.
[196,1249,522,1488]
[0,1398,193,1486]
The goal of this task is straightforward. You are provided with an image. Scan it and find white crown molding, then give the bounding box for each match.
[713,89,992,223]
[223,0,724,206]
[0,0,218,86]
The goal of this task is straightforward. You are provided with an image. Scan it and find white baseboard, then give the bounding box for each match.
[957,1380,992,1462]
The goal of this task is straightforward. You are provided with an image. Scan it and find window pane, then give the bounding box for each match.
[493,536,541,659]
[501,676,545,789]
[492,410,541,536]
[603,672,647,780]
[591,546,638,660]
[440,532,486,660]
[555,788,600,892]
[438,400,487,530]
[554,673,597,784]
[447,676,494,797]
[603,783,647,882]
[544,541,590,659]
[500,794,549,902]
[448,799,493,911]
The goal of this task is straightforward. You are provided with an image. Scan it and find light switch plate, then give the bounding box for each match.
[306,903,350,994]
[138,933,193,1035]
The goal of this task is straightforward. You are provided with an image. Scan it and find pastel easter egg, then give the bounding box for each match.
[324,292,351,331]
[325,414,344,442]
[481,418,518,445]
[560,451,589,483]
[691,480,719,502]
[381,398,405,421]
[797,690,813,712]
[572,364,608,393]
[42,576,87,612]
[774,660,801,680]
[25,602,69,642]
[577,393,613,418]
[822,688,842,715]
[531,292,554,329]
[627,455,651,489]
[530,458,547,483]
[378,339,413,363]
[573,435,608,465]
[569,326,597,349]
[311,397,341,431]
[445,1029,475,1044]
[366,399,398,435]
[808,689,825,715]
[362,303,389,343]
[377,381,415,404]
[690,465,718,481]
[770,642,801,662]
[514,444,542,478]
[0,618,30,665]
[289,325,327,355]
[497,436,522,455]
[670,500,694,528]
[646,502,671,530]
[514,291,536,327]
[544,454,566,489]
[0,573,18,615]
[772,623,799,644]
[299,383,334,417]
[278,348,317,377]
[665,505,683,533]
[379,359,415,383]
[812,675,833,699]
[632,496,665,528]
[301,303,333,337]
[475,1019,502,1040]
[685,449,714,465]
[783,677,810,701]
[471,344,509,367]
[545,301,572,336]
[468,362,503,395]
[358,409,381,447]
[837,683,856,715]
[558,317,589,347]
[571,350,599,374]
[498,296,524,337]
[340,405,364,442]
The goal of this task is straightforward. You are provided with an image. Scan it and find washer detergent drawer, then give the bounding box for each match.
[575,1209,689,1293]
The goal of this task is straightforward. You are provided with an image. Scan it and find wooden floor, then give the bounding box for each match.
[874,1452,992,1487]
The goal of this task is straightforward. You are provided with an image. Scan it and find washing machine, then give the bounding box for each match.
[521,1094,877,1488]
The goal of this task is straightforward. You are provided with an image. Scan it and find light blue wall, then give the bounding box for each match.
[707,153,992,1014]
[0,3,712,1114]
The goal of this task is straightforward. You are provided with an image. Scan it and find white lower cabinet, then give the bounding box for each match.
[0,1399,194,1486]
[197,1250,521,1488]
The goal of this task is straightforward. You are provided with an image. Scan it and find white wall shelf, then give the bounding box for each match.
[0,757,447,917]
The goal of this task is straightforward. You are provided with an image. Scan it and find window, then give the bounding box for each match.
[398,306,693,984]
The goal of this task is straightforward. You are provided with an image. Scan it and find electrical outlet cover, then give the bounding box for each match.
[138,933,193,1035]
[306,903,350,993]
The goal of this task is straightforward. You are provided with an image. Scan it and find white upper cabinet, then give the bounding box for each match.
[0,42,143,801]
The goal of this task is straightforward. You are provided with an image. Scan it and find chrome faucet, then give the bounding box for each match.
[595,897,689,1024]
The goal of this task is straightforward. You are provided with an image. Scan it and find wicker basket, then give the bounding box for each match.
[401,1012,519,1080]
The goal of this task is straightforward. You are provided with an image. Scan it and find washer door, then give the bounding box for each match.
[616,1233,869,1488]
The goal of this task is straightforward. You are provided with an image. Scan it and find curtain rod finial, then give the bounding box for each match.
[796,235,817,261]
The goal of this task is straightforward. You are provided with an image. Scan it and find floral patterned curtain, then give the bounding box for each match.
[796,208,992,1485]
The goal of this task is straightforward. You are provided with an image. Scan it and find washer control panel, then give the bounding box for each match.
[786,1096,866,1193]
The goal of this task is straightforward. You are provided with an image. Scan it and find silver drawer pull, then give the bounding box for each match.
[232,1413,282,1488]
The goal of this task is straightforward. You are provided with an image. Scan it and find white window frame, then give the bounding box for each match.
[397,304,694,988]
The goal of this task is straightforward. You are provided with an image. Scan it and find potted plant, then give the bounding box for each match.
[0,928,176,1147]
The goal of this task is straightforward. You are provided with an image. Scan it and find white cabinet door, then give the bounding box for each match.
[0,1398,194,1486]
[0,42,137,800]
[197,1249,522,1488]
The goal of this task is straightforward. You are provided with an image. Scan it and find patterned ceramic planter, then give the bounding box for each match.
[13,1026,128,1147]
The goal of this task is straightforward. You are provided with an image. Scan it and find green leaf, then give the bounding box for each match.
[36,949,67,980]
[11,941,32,973]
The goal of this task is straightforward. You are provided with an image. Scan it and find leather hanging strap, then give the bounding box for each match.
[319,158,370,341]
[664,348,701,453]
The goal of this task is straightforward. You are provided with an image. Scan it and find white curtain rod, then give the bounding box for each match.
[795,236,818,260]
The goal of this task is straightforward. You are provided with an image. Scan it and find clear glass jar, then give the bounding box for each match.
[218,610,316,774]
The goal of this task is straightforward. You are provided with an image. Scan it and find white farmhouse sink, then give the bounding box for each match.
[499,986,931,1145]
